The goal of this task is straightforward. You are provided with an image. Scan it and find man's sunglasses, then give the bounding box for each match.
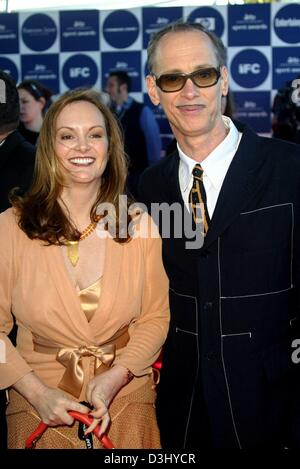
[152,67,221,93]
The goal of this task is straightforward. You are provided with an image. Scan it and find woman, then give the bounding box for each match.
[0,88,169,449]
[18,80,53,145]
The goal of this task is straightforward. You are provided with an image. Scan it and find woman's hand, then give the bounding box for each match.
[13,371,90,426]
[31,387,90,426]
[85,364,133,435]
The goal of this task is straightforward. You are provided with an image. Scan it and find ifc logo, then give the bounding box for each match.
[62,54,98,89]
[231,49,269,88]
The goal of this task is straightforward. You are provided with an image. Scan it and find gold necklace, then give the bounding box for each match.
[66,216,100,267]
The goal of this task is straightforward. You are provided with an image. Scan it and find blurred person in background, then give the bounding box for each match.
[272,77,300,144]
[0,70,35,449]
[0,72,35,213]
[18,79,53,146]
[106,70,161,198]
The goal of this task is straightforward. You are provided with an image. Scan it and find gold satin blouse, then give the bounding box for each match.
[78,277,102,322]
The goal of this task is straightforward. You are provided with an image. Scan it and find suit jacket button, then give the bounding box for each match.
[204,302,213,312]
[205,352,216,360]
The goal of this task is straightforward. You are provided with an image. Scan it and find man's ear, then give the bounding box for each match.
[220,66,229,98]
[146,74,160,106]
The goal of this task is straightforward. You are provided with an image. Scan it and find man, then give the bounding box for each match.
[272,76,300,144]
[140,22,300,448]
[0,71,35,213]
[106,70,161,198]
[0,70,35,449]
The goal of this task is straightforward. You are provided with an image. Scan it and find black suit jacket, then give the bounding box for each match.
[0,130,35,448]
[139,121,300,448]
[0,131,35,448]
[0,130,35,213]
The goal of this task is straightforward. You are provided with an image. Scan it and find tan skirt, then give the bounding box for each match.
[7,380,161,449]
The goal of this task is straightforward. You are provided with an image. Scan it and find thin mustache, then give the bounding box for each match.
[176,103,206,107]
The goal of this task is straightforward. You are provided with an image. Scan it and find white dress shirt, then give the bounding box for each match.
[178,116,242,218]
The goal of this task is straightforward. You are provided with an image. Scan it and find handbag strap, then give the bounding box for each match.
[24,410,115,449]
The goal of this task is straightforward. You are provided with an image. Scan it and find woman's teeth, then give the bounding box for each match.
[69,158,94,165]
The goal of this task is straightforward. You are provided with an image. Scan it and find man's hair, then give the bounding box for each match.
[0,70,19,134]
[147,21,227,74]
[109,70,132,92]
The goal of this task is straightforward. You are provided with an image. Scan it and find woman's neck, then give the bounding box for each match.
[60,184,99,231]
[24,114,44,133]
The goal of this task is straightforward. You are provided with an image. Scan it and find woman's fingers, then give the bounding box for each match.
[49,400,91,426]
[85,378,114,436]
[60,409,74,426]
[84,397,111,436]
[84,417,101,435]
[84,411,111,436]
[99,411,110,435]
[69,401,91,414]
[90,405,111,435]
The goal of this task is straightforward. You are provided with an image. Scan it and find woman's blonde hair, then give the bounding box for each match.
[11,88,131,244]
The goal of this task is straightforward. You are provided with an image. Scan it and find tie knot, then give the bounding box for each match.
[192,164,203,179]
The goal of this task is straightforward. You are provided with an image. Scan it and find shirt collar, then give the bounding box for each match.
[115,96,133,113]
[178,116,240,191]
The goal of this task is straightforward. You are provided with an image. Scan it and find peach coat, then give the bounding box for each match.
[0,208,169,403]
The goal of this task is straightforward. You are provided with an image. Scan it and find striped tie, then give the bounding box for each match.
[189,164,210,234]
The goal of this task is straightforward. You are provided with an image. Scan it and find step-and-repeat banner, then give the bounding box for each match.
[0,3,300,148]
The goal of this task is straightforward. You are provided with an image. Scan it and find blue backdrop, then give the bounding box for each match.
[0,3,299,150]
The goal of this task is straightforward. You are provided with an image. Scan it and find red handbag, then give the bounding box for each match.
[25,410,115,449]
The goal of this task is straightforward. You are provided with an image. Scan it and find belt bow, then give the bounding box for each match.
[56,344,115,398]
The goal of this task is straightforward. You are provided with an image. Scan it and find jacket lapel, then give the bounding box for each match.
[162,132,265,251]
[89,234,124,327]
[0,131,18,171]
[46,244,94,343]
[161,151,183,205]
[203,124,265,250]
[46,233,124,341]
